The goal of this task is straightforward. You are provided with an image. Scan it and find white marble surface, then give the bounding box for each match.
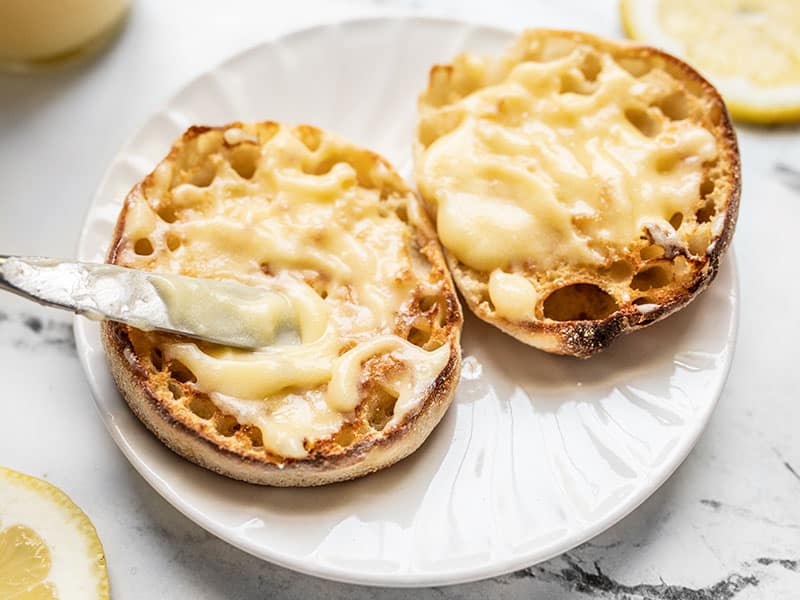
[0,0,798,597]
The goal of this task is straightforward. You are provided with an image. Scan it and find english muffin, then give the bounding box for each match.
[415,29,740,357]
[103,121,462,486]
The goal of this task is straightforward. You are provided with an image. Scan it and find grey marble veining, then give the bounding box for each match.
[775,163,800,192]
[1,0,799,598]
[0,308,75,351]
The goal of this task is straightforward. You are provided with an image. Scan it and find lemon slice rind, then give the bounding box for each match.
[0,467,109,599]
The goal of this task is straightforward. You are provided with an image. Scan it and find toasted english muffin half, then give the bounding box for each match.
[102,122,462,486]
[415,29,740,358]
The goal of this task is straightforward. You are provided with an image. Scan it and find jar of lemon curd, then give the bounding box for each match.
[0,0,130,71]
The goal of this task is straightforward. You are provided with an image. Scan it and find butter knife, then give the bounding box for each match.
[0,255,298,349]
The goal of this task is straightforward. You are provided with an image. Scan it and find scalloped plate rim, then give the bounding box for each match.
[73,15,740,587]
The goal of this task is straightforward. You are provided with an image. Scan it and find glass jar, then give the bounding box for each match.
[0,0,130,71]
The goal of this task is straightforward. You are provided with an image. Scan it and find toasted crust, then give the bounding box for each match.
[102,122,462,486]
[414,29,740,358]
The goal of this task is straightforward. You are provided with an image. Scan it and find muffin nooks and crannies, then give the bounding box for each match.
[415,29,740,357]
[103,122,462,486]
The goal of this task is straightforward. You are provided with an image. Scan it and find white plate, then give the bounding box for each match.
[74,16,739,587]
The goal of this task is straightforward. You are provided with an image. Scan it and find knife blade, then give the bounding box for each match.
[0,256,299,349]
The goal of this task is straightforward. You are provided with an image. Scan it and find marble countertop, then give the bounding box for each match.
[1,0,799,597]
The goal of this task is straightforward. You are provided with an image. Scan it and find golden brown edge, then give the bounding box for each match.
[415,29,741,358]
[101,122,464,486]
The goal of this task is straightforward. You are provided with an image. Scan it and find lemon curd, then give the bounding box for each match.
[0,0,129,69]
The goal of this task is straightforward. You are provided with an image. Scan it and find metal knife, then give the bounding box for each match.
[0,255,296,349]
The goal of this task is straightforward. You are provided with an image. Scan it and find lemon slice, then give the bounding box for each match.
[621,0,800,123]
[0,468,109,599]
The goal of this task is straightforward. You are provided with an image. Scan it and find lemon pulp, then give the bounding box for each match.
[622,0,800,123]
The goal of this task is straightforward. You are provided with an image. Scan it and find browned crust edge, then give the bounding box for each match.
[416,29,741,358]
[101,122,464,486]
[102,321,461,486]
